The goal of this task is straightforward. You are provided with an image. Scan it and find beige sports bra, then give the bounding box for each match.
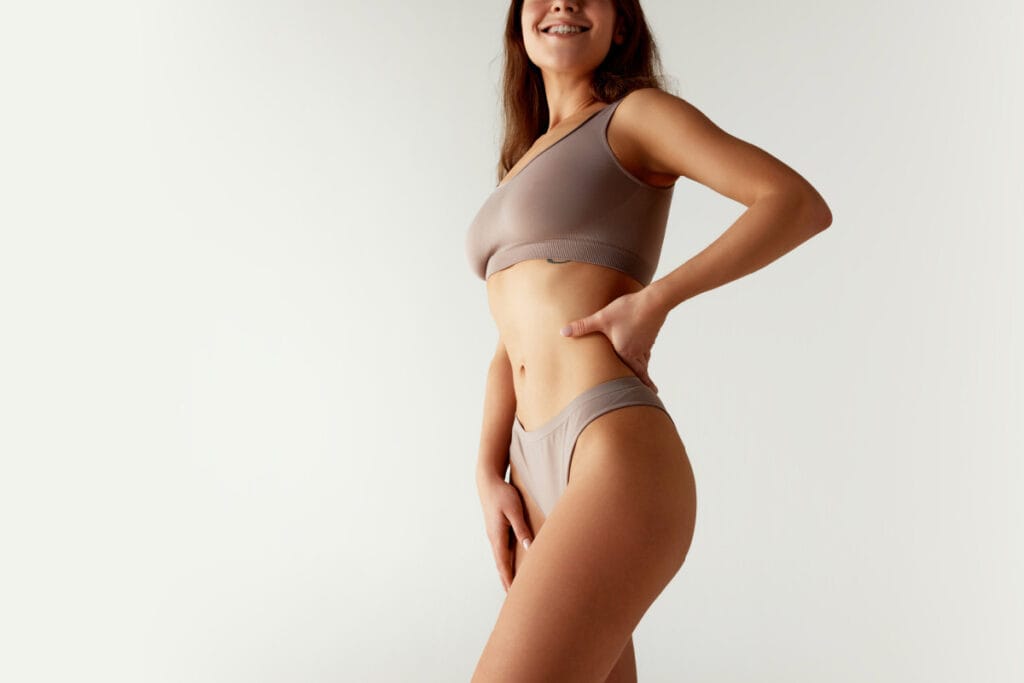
[464,95,675,287]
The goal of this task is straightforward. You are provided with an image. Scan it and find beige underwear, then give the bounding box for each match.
[509,374,674,517]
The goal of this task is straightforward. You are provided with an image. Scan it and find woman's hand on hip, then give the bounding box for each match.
[559,287,668,394]
[477,475,532,594]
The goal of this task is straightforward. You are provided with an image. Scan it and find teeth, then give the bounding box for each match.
[545,25,585,34]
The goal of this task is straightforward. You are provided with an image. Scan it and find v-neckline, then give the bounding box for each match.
[493,100,615,193]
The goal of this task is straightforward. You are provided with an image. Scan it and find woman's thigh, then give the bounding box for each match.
[474,406,697,682]
[510,464,638,683]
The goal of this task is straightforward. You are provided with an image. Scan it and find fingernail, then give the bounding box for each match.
[523,538,531,549]
[560,325,572,336]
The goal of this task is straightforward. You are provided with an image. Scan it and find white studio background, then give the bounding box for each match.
[0,1,1020,681]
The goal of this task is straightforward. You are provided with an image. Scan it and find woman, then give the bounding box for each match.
[465,1,831,680]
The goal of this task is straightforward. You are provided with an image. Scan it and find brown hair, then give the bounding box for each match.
[496,0,674,183]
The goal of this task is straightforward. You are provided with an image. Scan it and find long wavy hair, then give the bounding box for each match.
[496,0,674,184]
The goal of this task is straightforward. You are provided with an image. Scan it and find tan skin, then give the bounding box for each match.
[473,1,832,681]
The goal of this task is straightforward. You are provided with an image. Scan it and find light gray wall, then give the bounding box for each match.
[1,1,1020,681]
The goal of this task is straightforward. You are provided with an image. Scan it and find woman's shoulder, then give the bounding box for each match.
[615,87,690,117]
[608,88,701,144]
[606,88,689,188]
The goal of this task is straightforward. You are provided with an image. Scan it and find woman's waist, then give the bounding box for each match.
[487,259,646,428]
[503,331,636,432]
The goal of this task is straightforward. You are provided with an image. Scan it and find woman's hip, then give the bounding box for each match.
[510,374,692,519]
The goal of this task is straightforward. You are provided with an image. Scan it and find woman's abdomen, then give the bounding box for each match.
[486,259,645,431]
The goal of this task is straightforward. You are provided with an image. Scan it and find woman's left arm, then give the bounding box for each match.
[628,87,833,314]
[560,88,832,391]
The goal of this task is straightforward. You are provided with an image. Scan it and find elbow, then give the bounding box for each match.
[800,195,832,232]
[807,189,833,230]
[767,186,832,233]
[817,202,833,230]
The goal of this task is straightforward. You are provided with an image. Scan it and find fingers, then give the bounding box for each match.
[561,309,603,337]
[560,319,586,337]
[632,358,658,395]
[489,511,534,594]
[508,513,533,552]
[640,366,658,394]
[490,527,514,593]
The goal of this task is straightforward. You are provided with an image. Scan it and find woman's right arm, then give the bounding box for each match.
[475,338,517,490]
[475,338,533,593]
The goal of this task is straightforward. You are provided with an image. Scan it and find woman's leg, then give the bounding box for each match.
[474,406,696,682]
[510,462,639,683]
[603,638,637,683]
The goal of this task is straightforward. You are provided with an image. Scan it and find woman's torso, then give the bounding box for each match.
[466,95,677,430]
[486,259,646,431]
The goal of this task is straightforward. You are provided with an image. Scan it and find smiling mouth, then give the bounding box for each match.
[541,26,591,34]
